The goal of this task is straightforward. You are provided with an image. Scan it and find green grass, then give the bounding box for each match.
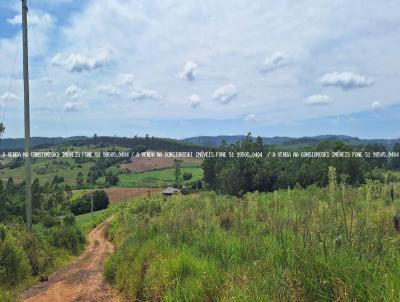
[105,181,400,301]
[0,145,130,185]
[113,166,203,188]
[75,202,122,232]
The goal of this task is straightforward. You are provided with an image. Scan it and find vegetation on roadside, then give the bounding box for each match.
[0,216,85,300]
[105,173,400,301]
[0,175,110,298]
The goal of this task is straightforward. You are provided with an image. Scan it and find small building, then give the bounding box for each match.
[162,187,180,197]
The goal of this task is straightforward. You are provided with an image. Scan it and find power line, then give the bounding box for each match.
[28,14,69,136]
[1,31,21,125]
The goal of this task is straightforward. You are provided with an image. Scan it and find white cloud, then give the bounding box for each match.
[179,61,198,81]
[260,52,289,73]
[51,49,111,73]
[304,94,332,106]
[118,73,134,86]
[63,101,87,112]
[0,92,18,103]
[371,101,383,110]
[98,85,120,97]
[131,89,160,101]
[320,72,374,90]
[2,0,399,136]
[244,114,256,123]
[189,94,200,108]
[6,13,53,27]
[65,84,85,99]
[213,84,238,105]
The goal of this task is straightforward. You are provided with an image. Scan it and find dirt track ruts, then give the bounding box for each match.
[21,219,120,302]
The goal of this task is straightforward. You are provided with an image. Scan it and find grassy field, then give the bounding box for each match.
[75,202,123,234]
[0,145,130,185]
[105,177,400,301]
[113,166,203,188]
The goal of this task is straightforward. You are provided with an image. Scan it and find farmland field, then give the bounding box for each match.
[114,166,203,188]
[73,187,162,204]
[120,152,203,172]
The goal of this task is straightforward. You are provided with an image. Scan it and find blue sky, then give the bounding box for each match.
[0,0,399,139]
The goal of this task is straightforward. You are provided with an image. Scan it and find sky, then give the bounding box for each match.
[0,0,399,139]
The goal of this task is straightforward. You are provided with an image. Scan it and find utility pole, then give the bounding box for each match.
[22,0,32,232]
[91,173,94,217]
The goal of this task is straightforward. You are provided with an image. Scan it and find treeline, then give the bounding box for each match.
[202,134,400,196]
[68,135,206,152]
[0,177,71,224]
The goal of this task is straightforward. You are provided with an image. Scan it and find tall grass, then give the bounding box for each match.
[105,172,400,301]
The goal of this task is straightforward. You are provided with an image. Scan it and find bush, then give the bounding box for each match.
[51,225,85,255]
[52,175,64,185]
[63,214,76,226]
[183,172,193,181]
[41,214,61,228]
[106,173,119,186]
[0,233,31,286]
[70,190,110,215]
[22,234,49,276]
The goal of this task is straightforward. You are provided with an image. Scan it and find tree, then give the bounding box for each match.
[0,180,9,221]
[174,160,182,187]
[31,179,43,210]
[106,172,119,186]
[76,172,84,188]
[364,144,387,168]
[391,143,400,170]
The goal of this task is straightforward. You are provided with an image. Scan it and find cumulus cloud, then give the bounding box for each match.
[131,89,160,101]
[260,52,290,73]
[189,94,201,108]
[320,72,374,90]
[65,84,86,99]
[244,114,257,123]
[304,94,332,105]
[371,101,383,110]
[118,73,134,86]
[179,61,198,81]
[0,92,18,103]
[7,13,53,27]
[51,49,111,73]
[97,85,121,97]
[213,84,238,105]
[63,101,87,112]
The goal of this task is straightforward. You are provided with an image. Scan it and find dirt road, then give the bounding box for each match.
[21,219,119,302]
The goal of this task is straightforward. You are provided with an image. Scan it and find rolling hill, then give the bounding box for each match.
[182,135,400,150]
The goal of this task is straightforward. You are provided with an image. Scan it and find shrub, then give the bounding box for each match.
[41,214,61,228]
[183,172,193,181]
[63,214,76,226]
[106,173,119,186]
[0,233,31,286]
[51,225,85,255]
[22,234,49,276]
[70,190,110,215]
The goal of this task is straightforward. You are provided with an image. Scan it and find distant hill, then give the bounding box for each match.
[182,135,400,150]
[0,136,205,152]
[1,135,399,152]
[0,136,88,151]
